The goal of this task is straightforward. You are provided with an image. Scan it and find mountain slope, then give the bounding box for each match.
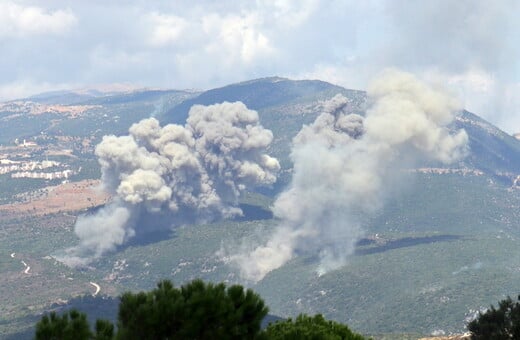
[164,77,364,122]
[162,77,520,188]
[455,111,520,180]
[0,77,519,337]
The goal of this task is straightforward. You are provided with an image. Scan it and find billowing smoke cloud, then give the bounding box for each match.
[59,101,280,266]
[384,0,520,133]
[226,69,469,281]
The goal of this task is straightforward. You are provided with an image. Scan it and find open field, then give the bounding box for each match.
[0,180,109,218]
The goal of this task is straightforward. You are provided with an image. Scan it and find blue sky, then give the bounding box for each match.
[0,0,519,132]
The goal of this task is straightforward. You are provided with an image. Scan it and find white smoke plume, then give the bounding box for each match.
[58,101,280,266]
[227,69,469,282]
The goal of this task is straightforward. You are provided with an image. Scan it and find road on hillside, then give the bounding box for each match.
[89,282,100,296]
[21,260,30,274]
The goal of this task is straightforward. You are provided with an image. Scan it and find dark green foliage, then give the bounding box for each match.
[95,319,115,340]
[264,314,366,340]
[467,295,520,339]
[33,279,367,340]
[117,279,268,339]
[35,309,92,340]
[33,279,269,339]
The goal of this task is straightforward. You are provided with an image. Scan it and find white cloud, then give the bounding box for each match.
[500,83,520,133]
[202,12,275,65]
[445,68,496,94]
[0,2,77,37]
[87,45,148,79]
[293,59,373,91]
[384,0,519,73]
[256,0,319,27]
[421,67,496,111]
[146,12,188,47]
[0,1,518,133]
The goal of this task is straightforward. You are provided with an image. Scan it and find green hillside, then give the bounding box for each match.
[0,78,519,338]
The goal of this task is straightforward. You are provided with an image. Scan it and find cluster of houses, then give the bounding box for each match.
[0,158,75,180]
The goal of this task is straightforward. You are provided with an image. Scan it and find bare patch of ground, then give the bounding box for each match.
[0,179,109,218]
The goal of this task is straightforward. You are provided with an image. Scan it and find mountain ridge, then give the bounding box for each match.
[159,77,520,187]
[0,76,519,337]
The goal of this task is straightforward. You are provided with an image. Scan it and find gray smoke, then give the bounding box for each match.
[59,101,279,266]
[383,0,520,133]
[227,69,469,281]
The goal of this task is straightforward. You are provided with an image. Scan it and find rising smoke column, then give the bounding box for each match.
[228,69,469,282]
[59,102,280,266]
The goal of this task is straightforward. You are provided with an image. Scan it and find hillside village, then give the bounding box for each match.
[0,142,76,181]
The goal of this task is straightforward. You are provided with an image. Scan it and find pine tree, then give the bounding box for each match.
[35,309,92,340]
[116,279,268,339]
[467,295,520,339]
[263,314,366,340]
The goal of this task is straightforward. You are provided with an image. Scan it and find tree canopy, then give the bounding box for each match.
[35,279,367,339]
[35,279,270,340]
[264,314,366,340]
[117,279,268,339]
[35,309,107,340]
[467,295,520,340]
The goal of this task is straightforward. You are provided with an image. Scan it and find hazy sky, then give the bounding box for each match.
[1,0,519,132]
